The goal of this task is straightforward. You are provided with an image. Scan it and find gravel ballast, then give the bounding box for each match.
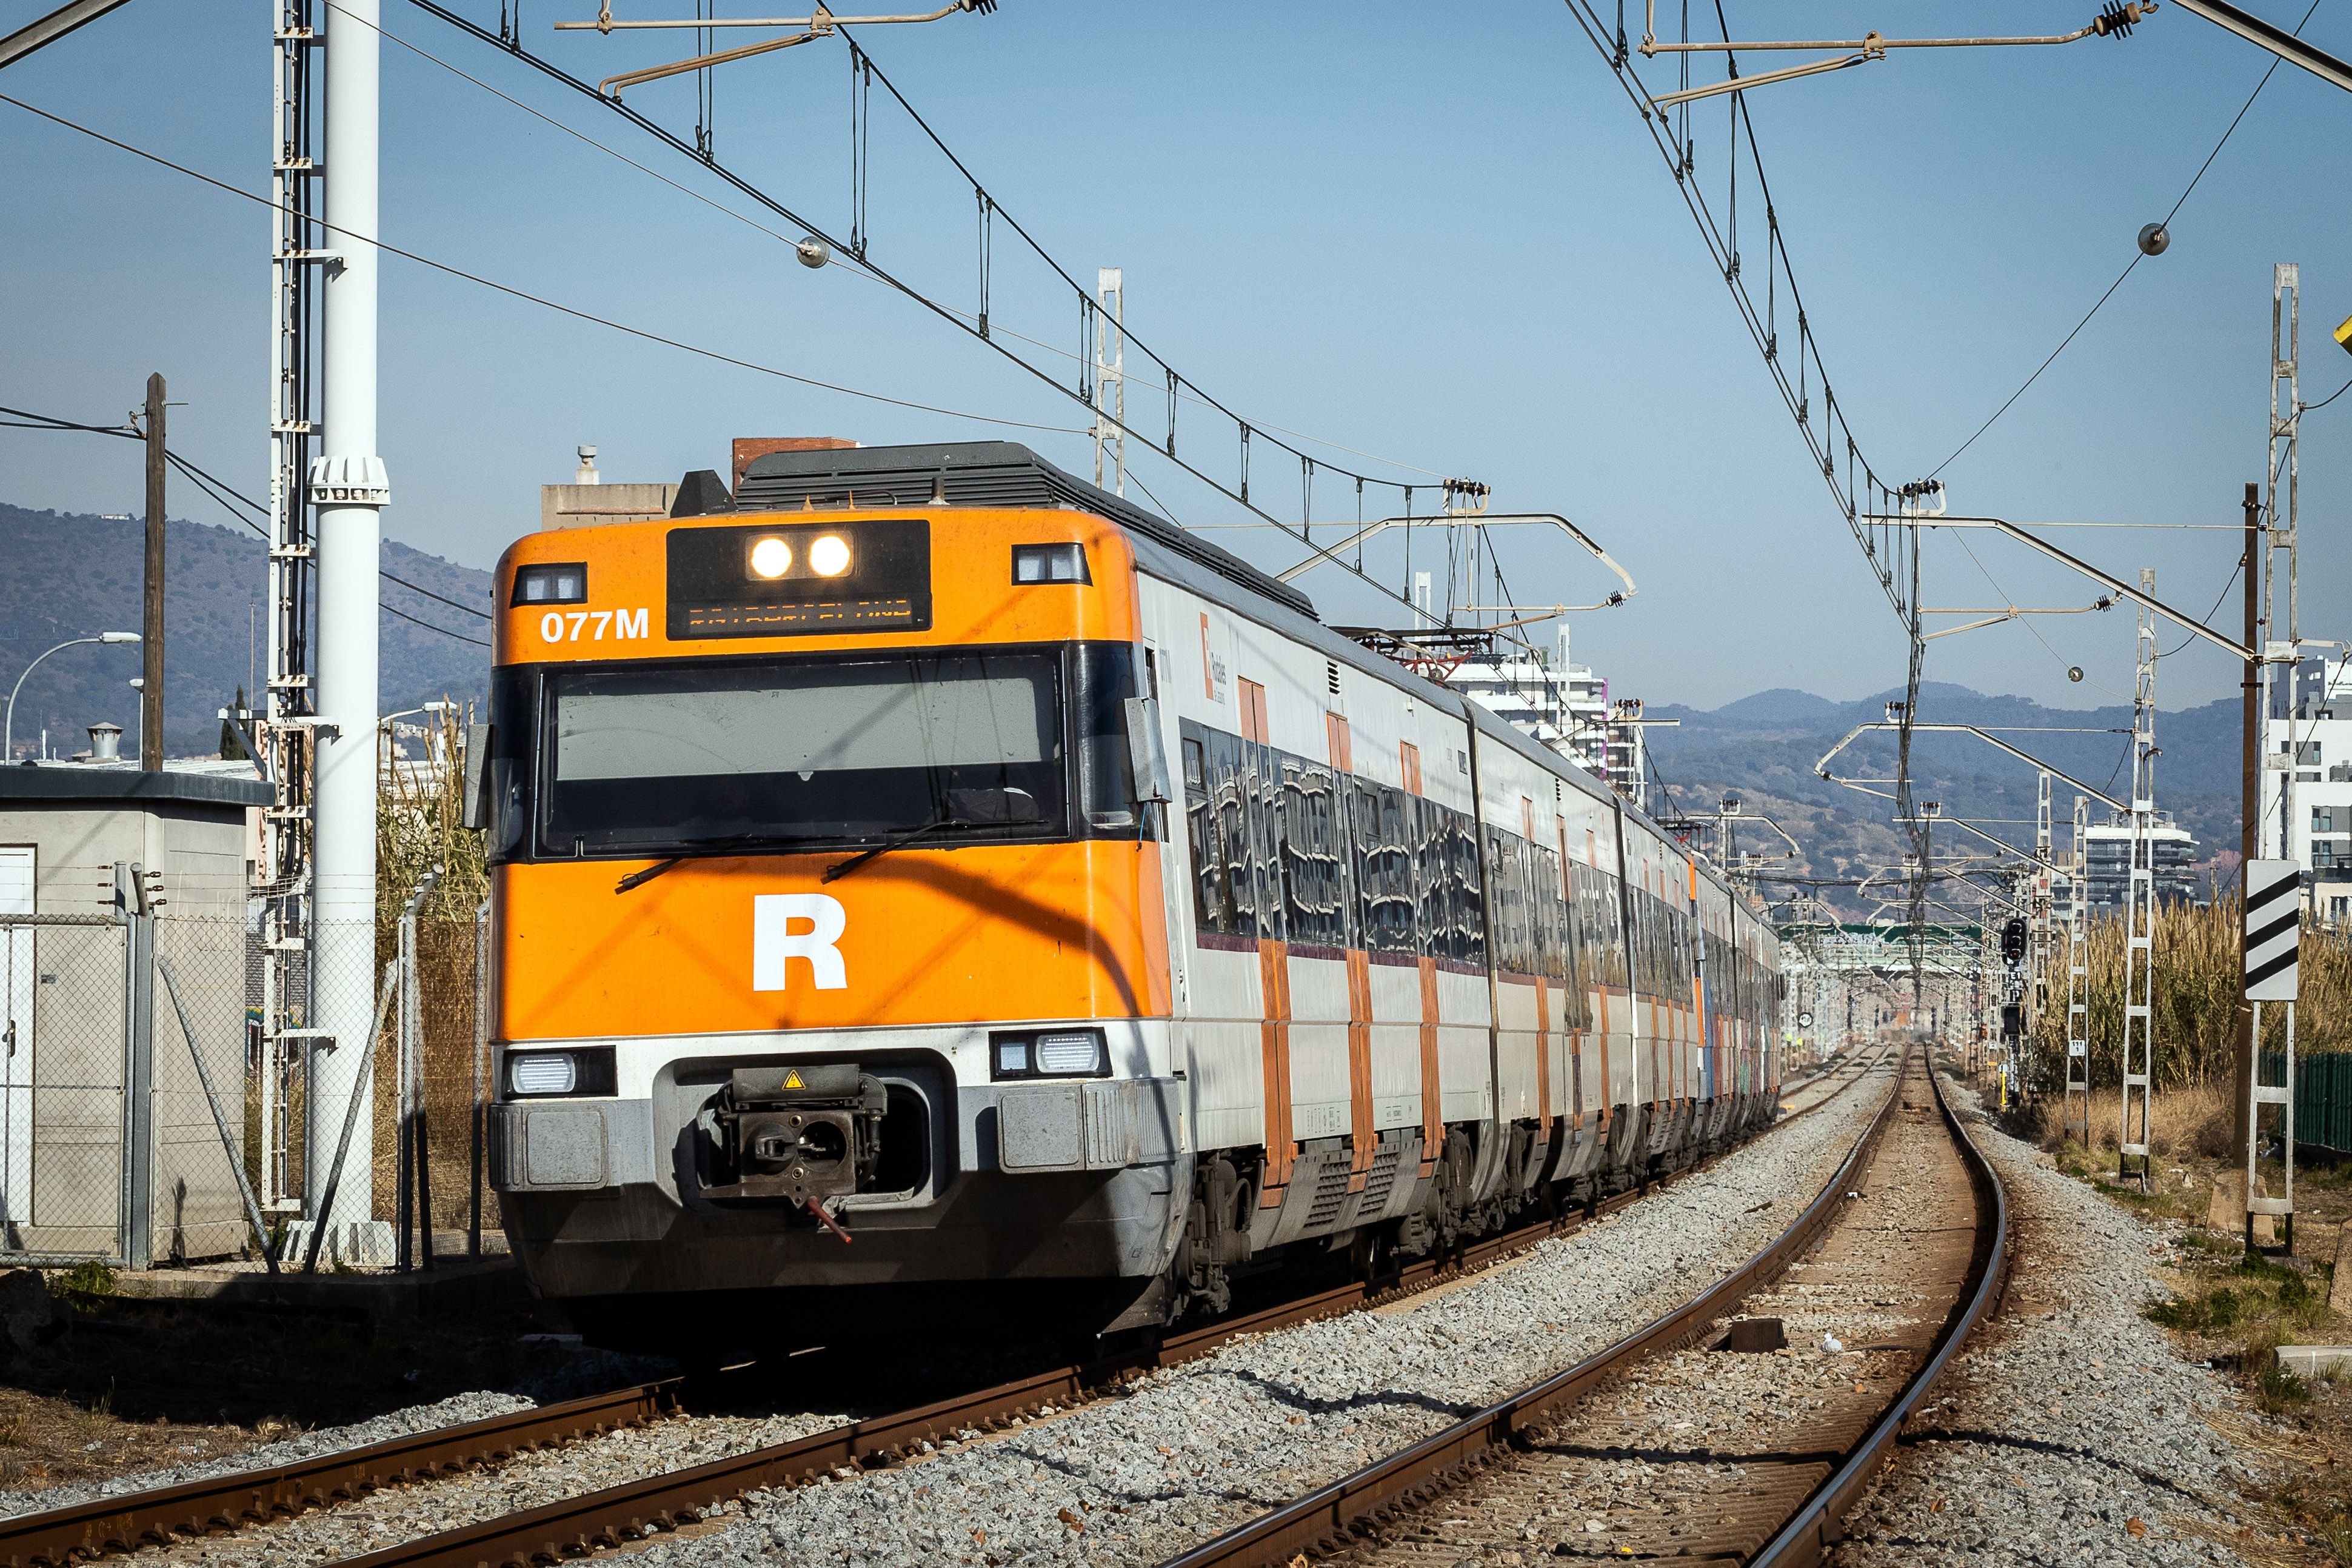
[150,1404,861,1566]
[624,1057,1899,1567]
[1824,1073,2267,1568]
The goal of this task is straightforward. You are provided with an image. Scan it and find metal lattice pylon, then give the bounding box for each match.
[2118,572,2159,1189]
[260,0,326,1217]
[2063,792,2090,1145]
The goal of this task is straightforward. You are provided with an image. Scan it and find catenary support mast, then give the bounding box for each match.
[2118,570,2159,1189]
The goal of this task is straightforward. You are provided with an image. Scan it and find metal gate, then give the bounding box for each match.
[0,913,131,1264]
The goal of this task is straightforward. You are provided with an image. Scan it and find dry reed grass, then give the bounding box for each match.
[370,706,490,1232]
[2024,895,2352,1098]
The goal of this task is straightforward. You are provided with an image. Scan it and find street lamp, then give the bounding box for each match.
[6,633,141,762]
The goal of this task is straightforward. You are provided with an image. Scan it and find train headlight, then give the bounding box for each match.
[808,534,852,578]
[1034,1032,1106,1075]
[503,1047,616,1098]
[509,1053,577,1095]
[987,1027,1109,1079]
[749,537,793,579]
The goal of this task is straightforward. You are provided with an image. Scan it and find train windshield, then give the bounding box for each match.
[536,649,1070,857]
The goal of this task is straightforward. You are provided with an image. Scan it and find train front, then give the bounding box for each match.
[480,499,1181,1341]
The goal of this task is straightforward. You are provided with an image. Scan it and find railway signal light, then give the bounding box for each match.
[2001,916,2028,964]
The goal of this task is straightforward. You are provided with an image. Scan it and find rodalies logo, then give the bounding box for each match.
[752,894,848,991]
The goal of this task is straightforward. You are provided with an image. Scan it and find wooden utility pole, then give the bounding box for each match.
[2234,480,2260,1167]
[141,372,165,772]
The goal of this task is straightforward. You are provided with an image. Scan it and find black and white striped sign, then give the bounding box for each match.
[2245,858,2300,1003]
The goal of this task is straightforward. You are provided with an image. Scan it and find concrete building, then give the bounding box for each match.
[540,438,861,533]
[0,744,270,1264]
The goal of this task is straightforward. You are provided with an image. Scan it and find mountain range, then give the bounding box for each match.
[0,501,493,757]
[1639,679,2239,916]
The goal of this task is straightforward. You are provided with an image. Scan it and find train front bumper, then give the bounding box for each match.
[488,1026,1188,1298]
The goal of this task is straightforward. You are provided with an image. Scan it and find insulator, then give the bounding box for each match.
[2093,1,2140,37]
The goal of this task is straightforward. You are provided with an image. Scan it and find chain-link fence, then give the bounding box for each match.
[0,892,496,1273]
[366,909,492,1266]
[0,913,130,1263]
[150,910,258,1266]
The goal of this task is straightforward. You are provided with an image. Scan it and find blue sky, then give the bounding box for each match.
[2,0,2346,712]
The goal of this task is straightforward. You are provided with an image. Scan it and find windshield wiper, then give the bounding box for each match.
[613,833,812,895]
[821,816,972,885]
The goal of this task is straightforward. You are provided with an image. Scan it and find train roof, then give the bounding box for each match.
[728,441,1315,619]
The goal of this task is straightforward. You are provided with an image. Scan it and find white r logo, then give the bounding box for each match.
[752,894,848,991]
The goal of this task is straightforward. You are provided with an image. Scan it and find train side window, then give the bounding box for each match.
[1180,729,1227,936]
[1352,779,1411,954]
[1278,757,1346,950]
[1450,814,1486,969]
[1485,827,1528,975]
[1240,739,1283,942]
[1218,731,1264,940]
[484,666,538,863]
[1412,796,1448,962]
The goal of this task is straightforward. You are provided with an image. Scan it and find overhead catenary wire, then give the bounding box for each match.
[379,1,1483,630]
[1928,0,2325,479]
[368,0,1453,495]
[1560,0,1906,627]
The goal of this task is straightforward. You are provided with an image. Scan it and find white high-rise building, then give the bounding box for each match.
[1446,629,1637,802]
[2263,653,2352,926]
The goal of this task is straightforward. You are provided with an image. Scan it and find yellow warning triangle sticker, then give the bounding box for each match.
[783,1069,804,1089]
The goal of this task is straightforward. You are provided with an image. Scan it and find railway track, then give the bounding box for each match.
[1160,1048,2003,1568]
[0,1050,1884,1568]
[0,1383,678,1568]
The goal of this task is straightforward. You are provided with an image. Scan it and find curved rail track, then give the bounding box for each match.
[1160,1048,2004,1568]
[0,1050,1886,1568]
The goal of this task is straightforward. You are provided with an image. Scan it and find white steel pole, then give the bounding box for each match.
[307,0,390,1263]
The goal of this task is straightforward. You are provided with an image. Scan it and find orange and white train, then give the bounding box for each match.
[480,442,1784,1344]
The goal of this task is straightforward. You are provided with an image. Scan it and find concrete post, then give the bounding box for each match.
[305,0,391,1263]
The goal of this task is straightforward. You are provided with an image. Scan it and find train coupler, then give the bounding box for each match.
[703,1064,888,1207]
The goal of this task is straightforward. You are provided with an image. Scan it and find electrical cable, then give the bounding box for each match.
[379,599,490,647]
[832,30,1455,495]
[1946,527,2125,699]
[2159,559,2242,658]
[2305,378,2351,414]
[6,401,498,632]
[0,93,1087,439]
[1928,0,2324,479]
[380,572,493,620]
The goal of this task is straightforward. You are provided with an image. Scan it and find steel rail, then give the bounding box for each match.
[1151,1053,1908,1568]
[0,1380,681,1568]
[1748,1048,2010,1567]
[312,1056,1885,1568]
[1155,1047,1997,1568]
